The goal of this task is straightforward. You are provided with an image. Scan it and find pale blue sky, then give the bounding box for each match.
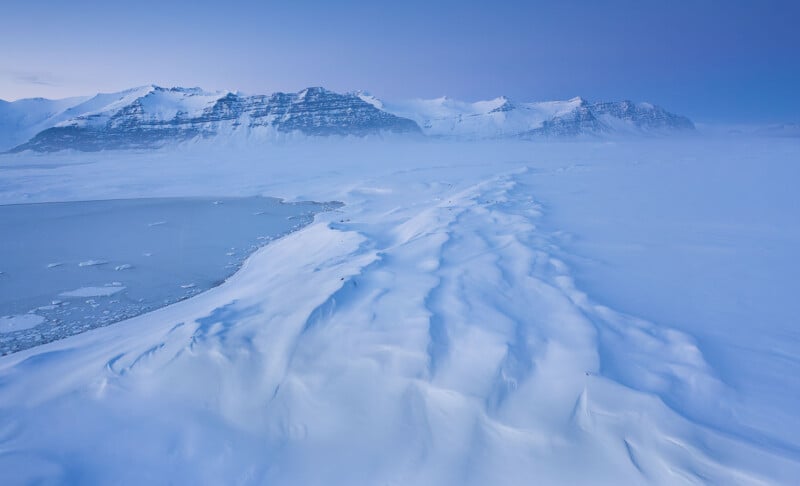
[1,0,798,122]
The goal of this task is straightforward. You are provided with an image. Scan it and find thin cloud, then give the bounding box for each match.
[0,69,61,87]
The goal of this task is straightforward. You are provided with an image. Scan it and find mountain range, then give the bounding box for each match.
[0,85,695,152]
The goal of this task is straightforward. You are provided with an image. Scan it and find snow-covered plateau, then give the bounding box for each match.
[0,136,798,484]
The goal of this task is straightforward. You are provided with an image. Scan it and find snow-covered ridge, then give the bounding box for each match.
[384,95,694,138]
[5,86,421,152]
[1,86,694,152]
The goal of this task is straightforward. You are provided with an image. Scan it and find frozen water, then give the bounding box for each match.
[0,314,45,332]
[0,196,340,354]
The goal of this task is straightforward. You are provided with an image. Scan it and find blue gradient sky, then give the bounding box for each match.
[1,0,797,122]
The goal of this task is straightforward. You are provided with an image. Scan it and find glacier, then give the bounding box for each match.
[0,136,798,484]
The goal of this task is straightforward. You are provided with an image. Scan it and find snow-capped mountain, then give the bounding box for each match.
[0,95,91,151]
[1,86,694,152]
[381,95,694,139]
[5,86,421,152]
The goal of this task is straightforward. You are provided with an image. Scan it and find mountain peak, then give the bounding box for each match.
[297,86,332,99]
[488,96,515,113]
[6,84,422,152]
[354,91,384,109]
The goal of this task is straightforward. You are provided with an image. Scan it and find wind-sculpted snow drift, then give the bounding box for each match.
[0,139,798,484]
[1,86,693,152]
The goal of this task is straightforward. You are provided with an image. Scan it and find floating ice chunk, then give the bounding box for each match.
[38,299,66,311]
[78,260,108,267]
[0,314,45,332]
[59,286,126,298]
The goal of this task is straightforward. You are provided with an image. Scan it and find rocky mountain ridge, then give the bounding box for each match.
[1,86,695,152]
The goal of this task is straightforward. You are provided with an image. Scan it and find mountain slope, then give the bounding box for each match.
[384,95,694,139]
[0,95,90,150]
[3,86,694,152]
[7,86,421,152]
[381,96,585,138]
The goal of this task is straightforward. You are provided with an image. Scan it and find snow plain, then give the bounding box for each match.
[0,136,798,484]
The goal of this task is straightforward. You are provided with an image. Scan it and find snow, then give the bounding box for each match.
[1,87,696,153]
[135,87,227,120]
[355,91,384,109]
[54,85,229,129]
[382,96,585,138]
[52,85,160,128]
[0,86,228,150]
[527,143,800,448]
[0,95,90,150]
[0,137,798,483]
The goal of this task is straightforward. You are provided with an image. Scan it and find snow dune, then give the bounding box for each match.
[0,138,798,484]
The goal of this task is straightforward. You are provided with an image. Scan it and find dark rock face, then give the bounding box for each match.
[10,87,421,152]
[489,99,516,113]
[14,125,201,152]
[521,99,694,138]
[5,85,696,152]
[258,87,421,136]
[590,100,695,130]
[524,102,607,137]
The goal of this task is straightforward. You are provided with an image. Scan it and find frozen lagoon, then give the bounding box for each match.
[0,196,341,354]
